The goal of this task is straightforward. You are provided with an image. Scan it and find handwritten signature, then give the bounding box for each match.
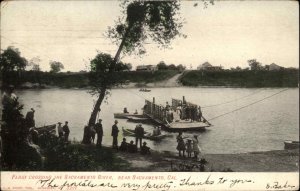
[266,181,296,190]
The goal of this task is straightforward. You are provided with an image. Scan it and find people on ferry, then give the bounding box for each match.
[166,102,171,111]
[198,106,202,122]
[152,126,158,136]
[123,107,129,113]
[157,126,162,135]
[140,142,151,155]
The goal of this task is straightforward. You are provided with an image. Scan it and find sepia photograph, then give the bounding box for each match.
[0,0,299,190]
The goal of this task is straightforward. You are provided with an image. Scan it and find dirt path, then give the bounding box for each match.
[115,149,299,172]
[147,72,185,87]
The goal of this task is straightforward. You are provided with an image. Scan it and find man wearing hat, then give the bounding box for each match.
[140,141,151,155]
[95,119,103,147]
[111,120,119,149]
[62,121,70,141]
[134,123,144,149]
[25,108,35,129]
[57,122,63,138]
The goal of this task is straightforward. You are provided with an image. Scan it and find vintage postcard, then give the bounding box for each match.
[0,0,299,190]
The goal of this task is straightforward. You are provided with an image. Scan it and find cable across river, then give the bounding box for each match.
[207,89,289,122]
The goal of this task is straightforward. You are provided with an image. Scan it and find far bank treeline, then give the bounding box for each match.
[2,68,299,88]
[0,47,299,88]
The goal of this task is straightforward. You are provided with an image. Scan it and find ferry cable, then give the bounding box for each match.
[207,88,289,121]
[202,90,262,109]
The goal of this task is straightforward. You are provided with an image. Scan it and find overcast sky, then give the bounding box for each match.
[1,0,299,71]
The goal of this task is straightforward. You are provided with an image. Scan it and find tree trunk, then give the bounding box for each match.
[88,88,106,126]
[87,25,132,127]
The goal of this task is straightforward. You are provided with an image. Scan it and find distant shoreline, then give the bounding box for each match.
[2,69,299,90]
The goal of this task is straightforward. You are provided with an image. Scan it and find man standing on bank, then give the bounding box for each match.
[95,119,103,147]
[134,124,144,149]
[62,121,70,142]
[111,120,119,149]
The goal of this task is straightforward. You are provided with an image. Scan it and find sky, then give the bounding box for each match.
[1,0,299,71]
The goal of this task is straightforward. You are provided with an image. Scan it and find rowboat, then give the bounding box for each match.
[284,140,299,150]
[36,124,56,134]
[114,113,145,119]
[127,116,152,123]
[139,89,151,92]
[122,127,167,141]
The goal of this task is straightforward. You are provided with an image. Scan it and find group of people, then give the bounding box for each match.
[176,132,202,159]
[179,105,203,122]
[119,138,151,155]
[57,121,70,142]
[82,119,103,146]
[123,107,138,115]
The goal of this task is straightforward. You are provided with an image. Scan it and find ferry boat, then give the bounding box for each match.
[142,97,211,132]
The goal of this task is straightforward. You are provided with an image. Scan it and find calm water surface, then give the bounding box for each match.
[12,87,299,154]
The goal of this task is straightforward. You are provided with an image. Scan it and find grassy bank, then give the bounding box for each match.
[179,69,299,87]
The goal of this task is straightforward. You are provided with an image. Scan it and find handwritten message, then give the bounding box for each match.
[1,172,298,191]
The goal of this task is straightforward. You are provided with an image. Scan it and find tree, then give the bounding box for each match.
[176,64,186,71]
[168,64,176,70]
[0,46,28,86]
[87,1,214,127]
[86,1,187,128]
[125,63,132,71]
[157,61,168,70]
[49,61,64,73]
[248,59,263,71]
[0,46,27,72]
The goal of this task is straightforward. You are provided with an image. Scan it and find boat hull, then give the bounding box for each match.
[36,124,56,134]
[144,113,210,132]
[122,128,166,141]
[284,140,299,150]
[114,113,145,119]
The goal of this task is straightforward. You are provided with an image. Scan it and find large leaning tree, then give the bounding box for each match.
[87,0,213,127]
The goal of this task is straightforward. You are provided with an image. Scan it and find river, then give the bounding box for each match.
[12,87,299,154]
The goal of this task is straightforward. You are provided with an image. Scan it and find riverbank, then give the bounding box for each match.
[114,148,299,172]
[2,69,299,89]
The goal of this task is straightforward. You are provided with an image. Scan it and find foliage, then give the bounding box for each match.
[40,135,129,171]
[157,61,168,70]
[1,94,42,170]
[248,59,263,71]
[0,46,27,72]
[179,70,299,87]
[49,61,64,73]
[157,61,185,71]
[0,46,28,86]
[88,52,130,94]
[107,1,185,55]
